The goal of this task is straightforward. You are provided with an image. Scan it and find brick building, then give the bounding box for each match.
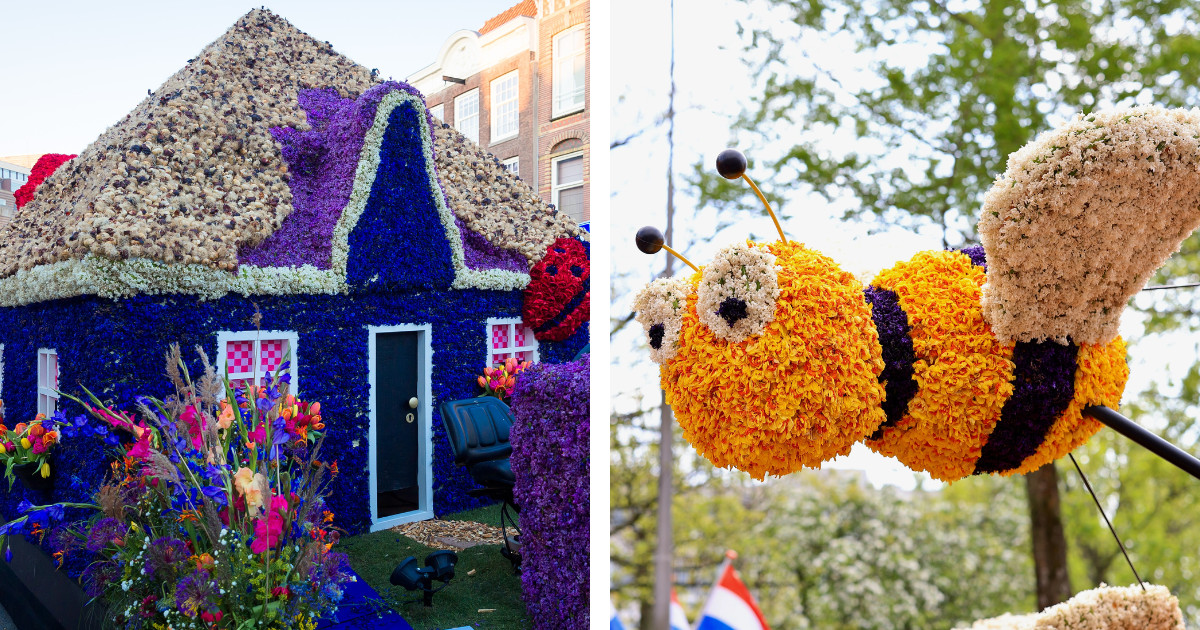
[0,158,33,231]
[408,0,589,224]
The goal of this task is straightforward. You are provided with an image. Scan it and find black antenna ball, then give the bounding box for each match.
[716,149,748,179]
[636,226,665,254]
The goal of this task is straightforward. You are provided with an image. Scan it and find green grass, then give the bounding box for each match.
[338,506,528,630]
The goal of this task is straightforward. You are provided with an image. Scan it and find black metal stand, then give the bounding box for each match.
[1083,405,1200,481]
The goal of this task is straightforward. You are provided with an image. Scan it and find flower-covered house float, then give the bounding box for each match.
[0,7,589,546]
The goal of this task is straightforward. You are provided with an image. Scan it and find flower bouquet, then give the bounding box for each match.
[476,357,532,404]
[0,345,353,629]
[0,405,63,491]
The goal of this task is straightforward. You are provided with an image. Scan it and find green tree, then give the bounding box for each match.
[703,0,1200,246]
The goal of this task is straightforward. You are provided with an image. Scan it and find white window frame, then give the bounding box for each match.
[454,89,480,144]
[429,103,444,122]
[367,324,434,530]
[501,156,519,175]
[490,70,520,143]
[215,330,300,394]
[37,348,58,417]
[551,151,585,219]
[486,317,539,367]
[552,24,586,117]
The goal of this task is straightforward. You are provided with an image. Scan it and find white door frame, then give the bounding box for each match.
[367,324,435,530]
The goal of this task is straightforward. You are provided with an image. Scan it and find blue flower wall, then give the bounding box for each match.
[0,290,587,538]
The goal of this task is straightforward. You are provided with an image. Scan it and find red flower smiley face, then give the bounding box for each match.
[522,237,590,342]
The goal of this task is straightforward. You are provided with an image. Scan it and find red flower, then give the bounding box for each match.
[522,238,590,342]
[13,154,76,209]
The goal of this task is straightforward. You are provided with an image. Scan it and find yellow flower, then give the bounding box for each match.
[233,466,266,516]
[19,438,30,450]
[40,463,50,478]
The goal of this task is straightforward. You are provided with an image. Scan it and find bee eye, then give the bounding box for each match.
[634,275,694,363]
[696,241,781,343]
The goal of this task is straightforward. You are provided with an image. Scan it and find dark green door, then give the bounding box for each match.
[376,331,420,518]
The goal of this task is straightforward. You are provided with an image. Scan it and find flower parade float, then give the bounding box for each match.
[634,108,1200,629]
[0,8,589,628]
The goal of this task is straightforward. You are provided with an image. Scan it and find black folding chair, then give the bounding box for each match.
[439,397,522,569]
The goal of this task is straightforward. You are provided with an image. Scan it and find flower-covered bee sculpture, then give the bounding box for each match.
[635,106,1200,482]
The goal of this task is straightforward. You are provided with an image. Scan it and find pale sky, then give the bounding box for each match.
[0,0,518,156]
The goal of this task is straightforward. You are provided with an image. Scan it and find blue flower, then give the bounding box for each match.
[4,546,10,563]
[16,500,33,514]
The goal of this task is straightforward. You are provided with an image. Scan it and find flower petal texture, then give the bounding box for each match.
[662,240,886,480]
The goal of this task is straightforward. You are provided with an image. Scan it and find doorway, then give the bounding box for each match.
[368,325,434,530]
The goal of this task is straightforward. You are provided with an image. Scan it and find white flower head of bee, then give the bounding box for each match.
[633,275,694,364]
[696,241,781,343]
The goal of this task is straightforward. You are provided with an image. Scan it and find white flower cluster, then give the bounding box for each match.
[979,106,1200,344]
[695,240,781,343]
[0,91,528,306]
[956,584,1184,630]
[633,275,694,363]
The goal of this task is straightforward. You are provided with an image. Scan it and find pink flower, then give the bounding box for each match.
[250,495,289,554]
[247,423,266,446]
[31,440,46,455]
[127,430,152,460]
[181,405,205,451]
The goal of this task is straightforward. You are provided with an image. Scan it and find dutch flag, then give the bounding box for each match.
[670,589,690,630]
[695,558,770,630]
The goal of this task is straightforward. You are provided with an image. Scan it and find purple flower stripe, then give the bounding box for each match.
[958,245,987,271]
[974,339,1079,474]
[240,82,433,269]
[864,285,919,440]
[456,218,528,272]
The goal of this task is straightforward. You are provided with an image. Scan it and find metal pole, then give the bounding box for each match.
[1083,405,1200,481]
[652,2,678,627]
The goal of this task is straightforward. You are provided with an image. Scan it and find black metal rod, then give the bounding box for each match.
[1083,405,1200,481]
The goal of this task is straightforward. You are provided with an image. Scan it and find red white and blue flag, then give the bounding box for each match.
[670,589,690,630]
[695,560,770,630]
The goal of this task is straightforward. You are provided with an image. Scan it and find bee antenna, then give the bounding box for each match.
[635,226,699,272]
[716,149,786,242]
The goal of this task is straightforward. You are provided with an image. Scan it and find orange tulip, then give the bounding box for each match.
[29,424,45,439]
[0,424,7,435]
[309,402,320,416]
[505,376,516,389]
[13,423,26,434]
[43,432,57,446]
[477,376,487,388]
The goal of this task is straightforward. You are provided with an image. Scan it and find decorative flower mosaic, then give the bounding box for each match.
[695,240,781,343]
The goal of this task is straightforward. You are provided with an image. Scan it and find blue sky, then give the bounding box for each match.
[0,1,517,156]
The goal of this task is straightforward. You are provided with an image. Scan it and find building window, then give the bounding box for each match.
[429,104,444,122]
[217,331,299,392]
[487,318,538,366]
[490,71,519,143]
[501,156,519,175]
[37,349,58,417]
[454,89,480,144]
[552,152,585,221]
[552,25,586,117]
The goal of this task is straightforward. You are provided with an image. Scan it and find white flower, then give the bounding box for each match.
[695,240,781,343]
[633,275,694,363]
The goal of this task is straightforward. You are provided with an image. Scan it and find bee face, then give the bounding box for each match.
[633,274,695,364]
[639,239,888,480]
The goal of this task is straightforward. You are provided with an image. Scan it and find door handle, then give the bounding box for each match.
[408,397,419,409]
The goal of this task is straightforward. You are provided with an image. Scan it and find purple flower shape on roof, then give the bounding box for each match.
[241,82,528,273]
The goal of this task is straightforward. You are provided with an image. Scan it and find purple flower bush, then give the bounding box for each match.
[508,355,589,629]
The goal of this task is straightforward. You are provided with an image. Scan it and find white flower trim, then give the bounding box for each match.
[955,583,1183,630]
[695,241,781,343]
[0,90,529,307]
[633,275,694,364]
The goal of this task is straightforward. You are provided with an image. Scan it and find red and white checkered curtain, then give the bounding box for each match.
[259,339,286,379]
[491,324,511,363]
